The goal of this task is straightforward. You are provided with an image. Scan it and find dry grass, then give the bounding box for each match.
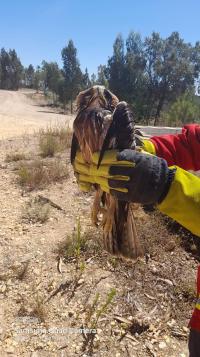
[5,152,27,162]
[56,221,102,268]
[39,125,72,157]
[22,198,50,223]
[18,293,47,323]
[11,261,30,281]
[174,279,196,303]
[18,159,68,190]
[32,293,47,323]
[57,220,88,270]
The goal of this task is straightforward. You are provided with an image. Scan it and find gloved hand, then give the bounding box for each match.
[108,149,176,204]
[74,150,134,193]
[73,149,176,205]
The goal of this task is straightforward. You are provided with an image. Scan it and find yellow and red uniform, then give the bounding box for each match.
[74,123,200,335]
[143,124,200,334]
[142,124,200,237]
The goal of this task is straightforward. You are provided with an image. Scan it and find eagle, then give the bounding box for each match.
[71,85,143,260]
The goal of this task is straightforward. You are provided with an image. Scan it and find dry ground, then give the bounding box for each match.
[0,90,198,357]
[0,89,74,139]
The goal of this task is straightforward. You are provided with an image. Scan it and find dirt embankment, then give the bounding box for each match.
[0,89,74,139]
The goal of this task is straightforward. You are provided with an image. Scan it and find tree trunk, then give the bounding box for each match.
[70,98,73,114]
[154,96,165,126]
[63,99,66,114]
[52,92,56,105]
[145,117,150,125]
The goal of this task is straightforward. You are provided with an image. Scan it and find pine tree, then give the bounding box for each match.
[9,49,23,90]
[107,34,125,98]
[82,68,91,89]
[0,48,11,89]
[0,48,23,90]
[33,66,42,92]
[26,64,35,88]
[96,65,108,87]
[42,61,62,102]
[61,40,83,113]
[90,73,97,85]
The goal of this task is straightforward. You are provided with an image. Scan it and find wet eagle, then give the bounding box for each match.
[71,85,143,260]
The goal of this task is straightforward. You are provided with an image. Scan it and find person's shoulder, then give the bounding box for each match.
[182,124,200,141]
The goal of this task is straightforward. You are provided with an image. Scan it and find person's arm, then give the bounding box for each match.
[74,149,200,237]
[142,124,200,171]
[107,150,200,237]
[157,166,200,236]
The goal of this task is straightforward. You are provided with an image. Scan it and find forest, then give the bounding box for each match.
[1,31,200,125]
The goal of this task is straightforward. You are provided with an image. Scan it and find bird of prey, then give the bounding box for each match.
[71,85,143,260]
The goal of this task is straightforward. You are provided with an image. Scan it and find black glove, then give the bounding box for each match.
[108,149,176,205]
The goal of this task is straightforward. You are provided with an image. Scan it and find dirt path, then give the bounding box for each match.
[0,89,74,139]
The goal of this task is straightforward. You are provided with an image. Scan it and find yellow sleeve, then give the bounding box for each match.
[142,139,200,236]
[157,167,200,237]
[142,139,156,155]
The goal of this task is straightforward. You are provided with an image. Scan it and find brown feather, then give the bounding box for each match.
[71,86,143,260]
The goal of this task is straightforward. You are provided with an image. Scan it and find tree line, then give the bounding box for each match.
[0,48,23,90]
[1,31,200,125]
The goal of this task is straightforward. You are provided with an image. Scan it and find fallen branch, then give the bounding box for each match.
[57,256,63,274]
[37,194,65,212]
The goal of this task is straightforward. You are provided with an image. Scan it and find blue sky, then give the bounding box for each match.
[1,0,200,74]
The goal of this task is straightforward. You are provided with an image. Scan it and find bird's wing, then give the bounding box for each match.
[97,102,136,168]
[72,108,112,163]
[70,134,79,164]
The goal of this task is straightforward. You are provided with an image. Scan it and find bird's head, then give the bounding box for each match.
[76,85,119,113]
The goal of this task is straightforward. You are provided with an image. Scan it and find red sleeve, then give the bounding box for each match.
[150,124,200,170]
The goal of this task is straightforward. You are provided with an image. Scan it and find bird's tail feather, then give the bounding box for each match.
[103,197,143,260]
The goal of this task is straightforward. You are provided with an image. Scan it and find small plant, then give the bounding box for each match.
[91,288,116,329]
[22,198,50,223]
[5,153,26,162]
[18,161,44,188]
[17,290,47,323]
[39,125,72,157]
[57,219,88,269]
[18,159,68,190]
[174,280,196,302]
[84,288,116,330]
[82,288,116,353]
[39,134,58,158]
[32,292,47,322]
[49,124,72,149]
[84,292,100,328]
[11,261,29,280]
[74,219,84,269]
[108,256,118,270]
